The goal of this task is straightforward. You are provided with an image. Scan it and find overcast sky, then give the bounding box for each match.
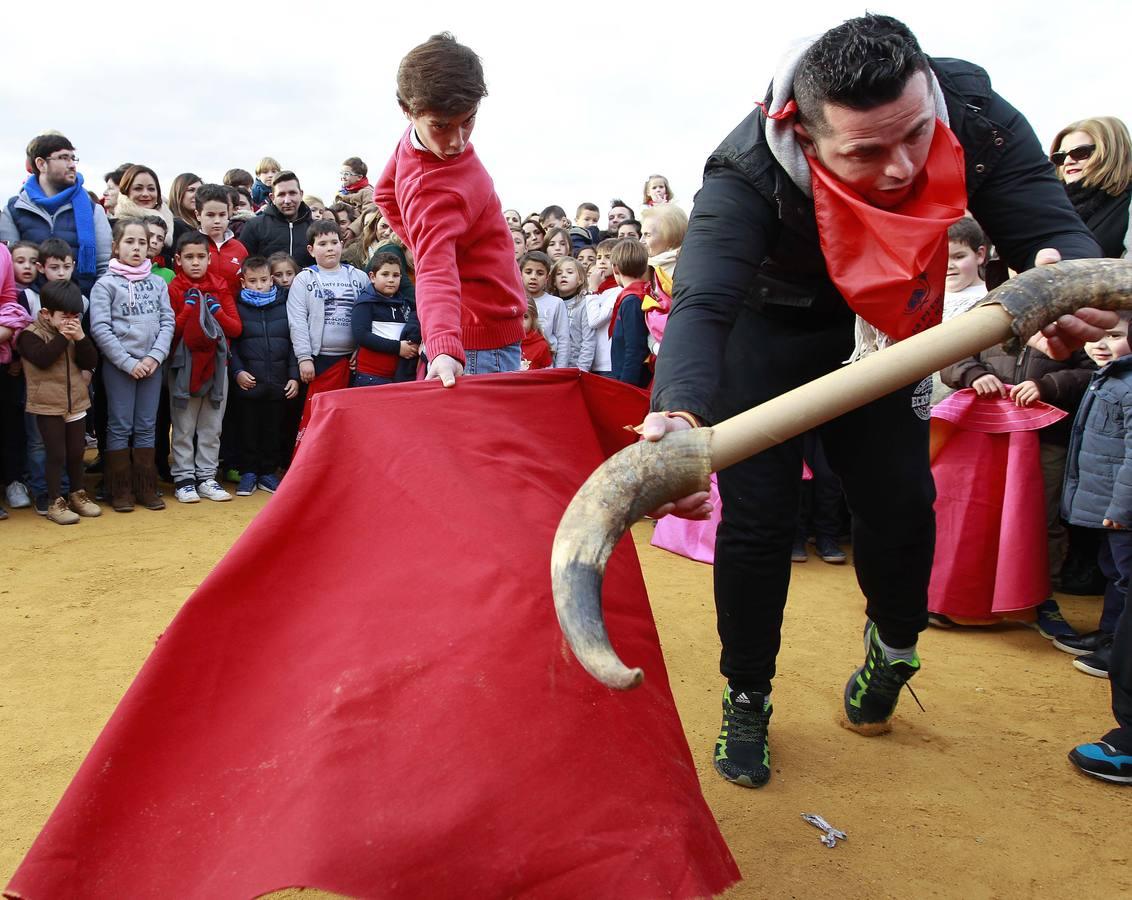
[2,1,1128,220]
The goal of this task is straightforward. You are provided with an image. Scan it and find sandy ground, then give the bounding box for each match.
[1,493,1128,899]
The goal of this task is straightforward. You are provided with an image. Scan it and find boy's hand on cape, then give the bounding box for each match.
[971,374,1007,398]
[639,411,713,520]
[1010,380,1040,407]
[426,353,463,388]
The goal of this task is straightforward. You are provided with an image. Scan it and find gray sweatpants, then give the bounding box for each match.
[170,380,228,484]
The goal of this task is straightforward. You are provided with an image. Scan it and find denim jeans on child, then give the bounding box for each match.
[102,365,163,450]
[463,342,521,376]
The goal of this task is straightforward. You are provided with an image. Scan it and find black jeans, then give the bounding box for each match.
[238,396,282,477]
[1097,530,1132,634]
[713,305,935,692]
[1106,582,1132,751]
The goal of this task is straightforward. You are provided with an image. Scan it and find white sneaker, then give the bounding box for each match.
[196,479,232,502]
[175,484,200,504]
[5,481,31,509]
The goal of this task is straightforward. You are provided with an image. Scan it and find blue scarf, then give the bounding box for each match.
[22,172,97,276]
[240,286,278,308]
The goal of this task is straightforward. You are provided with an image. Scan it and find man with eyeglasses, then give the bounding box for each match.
[0,133,111,296]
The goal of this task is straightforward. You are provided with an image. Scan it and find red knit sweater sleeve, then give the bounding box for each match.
[406,189,469,365]
[169,281,195,345]
[373,153,403,239]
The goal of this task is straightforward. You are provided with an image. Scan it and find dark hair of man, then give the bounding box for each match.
[619,219,642,233]
[40,278,84,314]
[366,251,402,274]
[329,202,355,221]
[540,205,567,221]
[224,168,253,189]
[272,171,302,194]
[576,202,599,215]
[194,183,231,213]
[39,237,74,264]
[28,134,74,167]
[342,157,368,178]
[104,163,134,186]
[241,256,270,275]
[517,250,552,272]
[793,14,928,135]
[948,217,987,253]
[610,239,649,279]
[396,32,487,117]
[307,219,341,244]
[175,231,209,254]
[609,198,634,217]
[236,186,254,206]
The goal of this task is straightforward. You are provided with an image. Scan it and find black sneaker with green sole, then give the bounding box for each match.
[842,620,920,735]
[714,685,772,788]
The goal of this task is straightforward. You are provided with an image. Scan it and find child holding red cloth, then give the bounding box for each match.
[520,300,551,371]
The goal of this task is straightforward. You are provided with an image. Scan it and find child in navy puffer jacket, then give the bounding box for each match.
[230,256,299,496]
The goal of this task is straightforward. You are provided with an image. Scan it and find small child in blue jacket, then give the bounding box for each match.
[1060,311,1132,677]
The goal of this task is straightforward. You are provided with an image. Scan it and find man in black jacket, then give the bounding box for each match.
[238,171,315,268]
[644,14,1108,789]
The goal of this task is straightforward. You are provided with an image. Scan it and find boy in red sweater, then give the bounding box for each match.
[374,32,525,387]
[168,232,243,503]
[195,183,248,301]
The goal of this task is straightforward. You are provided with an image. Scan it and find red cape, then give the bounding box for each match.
[928,390,1066,617]
[6,370,739,899]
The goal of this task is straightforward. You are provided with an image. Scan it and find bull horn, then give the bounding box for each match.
[552,258,1132,689]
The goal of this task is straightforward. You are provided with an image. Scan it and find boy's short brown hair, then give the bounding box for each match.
[596,237,619,256]
[611,239,649,280]
[396,32,487,117]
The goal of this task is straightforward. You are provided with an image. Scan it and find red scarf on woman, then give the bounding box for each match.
[808,120,967,341]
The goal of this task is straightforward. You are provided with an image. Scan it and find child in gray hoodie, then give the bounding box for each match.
[89,218,174,512]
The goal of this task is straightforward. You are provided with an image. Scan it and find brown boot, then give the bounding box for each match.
[132,447,165,510]
[106,448,134,512]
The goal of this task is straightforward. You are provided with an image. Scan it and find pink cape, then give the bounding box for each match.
[6,371,739,900]
[928,389,1066,617]
[652,464,812,565]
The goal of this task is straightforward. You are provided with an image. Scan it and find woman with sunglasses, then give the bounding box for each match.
[1050,117,1132,258]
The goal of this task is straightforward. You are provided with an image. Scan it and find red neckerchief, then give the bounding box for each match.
[808,119,967,340]
[608,280,651,338]
[596,274,617,294]
[343,177,371,193]
[521,329,552,369]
